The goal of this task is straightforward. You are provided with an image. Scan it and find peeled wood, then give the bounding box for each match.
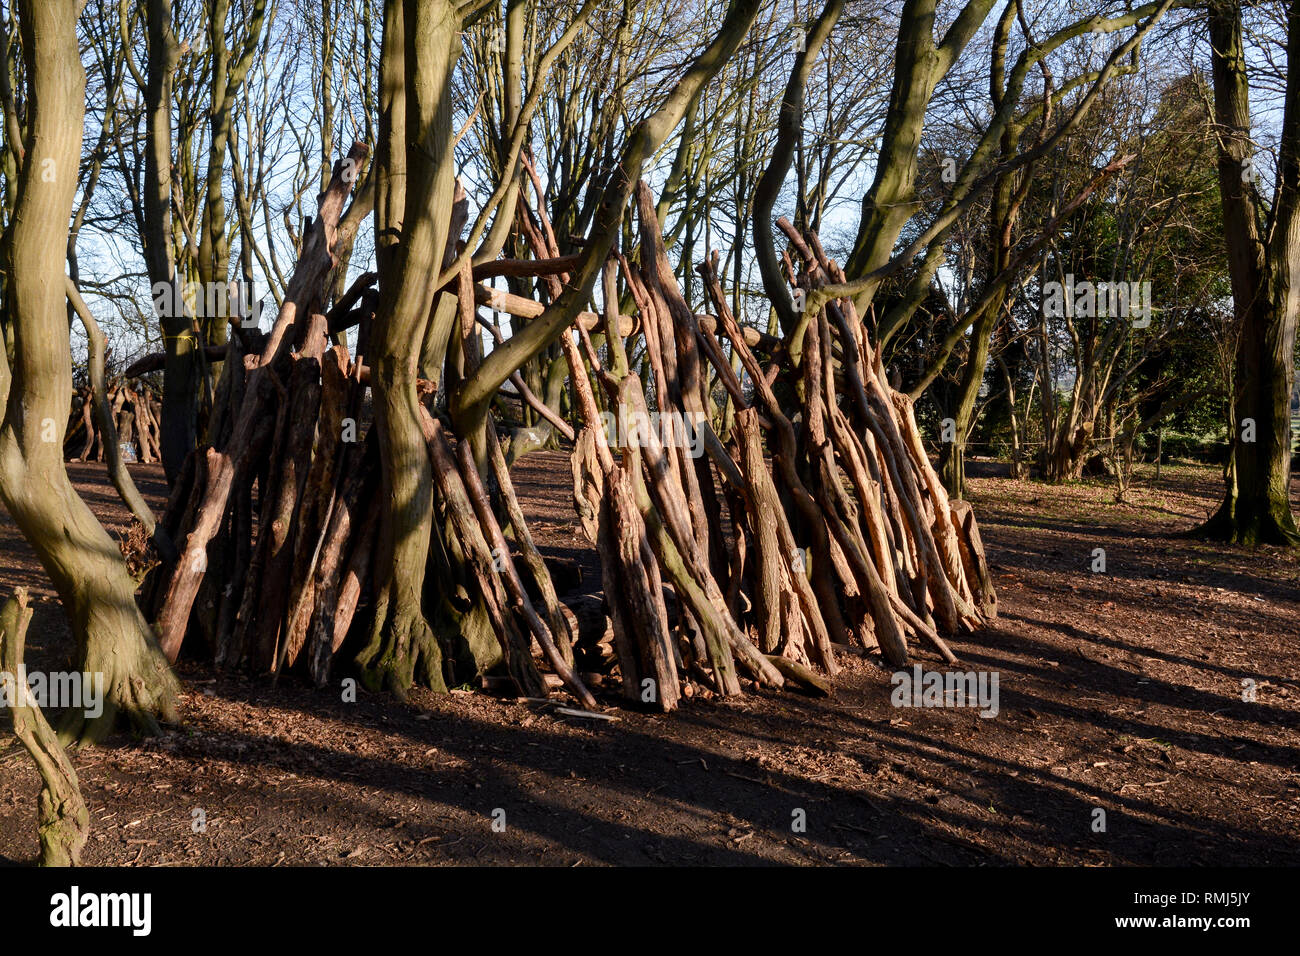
[260,313,331,670]
[329,495,382,654]
[154,142,367,663]
[487,431,577,666]
[421,412,546,699]
[281,344,352,669]
[563,342,684,708]
[300,450,373,683]
[692,216,996,669]
[765,654,833,697]
[455,438,596,708]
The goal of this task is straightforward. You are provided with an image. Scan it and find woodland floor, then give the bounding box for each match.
[1,456,1298,866]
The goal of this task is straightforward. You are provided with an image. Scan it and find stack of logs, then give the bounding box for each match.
[140,143,996,713]
[141,145,589,705]
[533,179,996,710]
[66,381,164,464]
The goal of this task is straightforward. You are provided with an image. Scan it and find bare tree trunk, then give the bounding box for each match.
[355,0,461,694]
[1198,0,1300,545]
[0,0,178,741]
[142,0,196,483]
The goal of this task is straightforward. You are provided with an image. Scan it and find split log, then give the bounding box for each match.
[951,499,998,619]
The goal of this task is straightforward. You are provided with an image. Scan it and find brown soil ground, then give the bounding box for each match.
[1,457,1297,866]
